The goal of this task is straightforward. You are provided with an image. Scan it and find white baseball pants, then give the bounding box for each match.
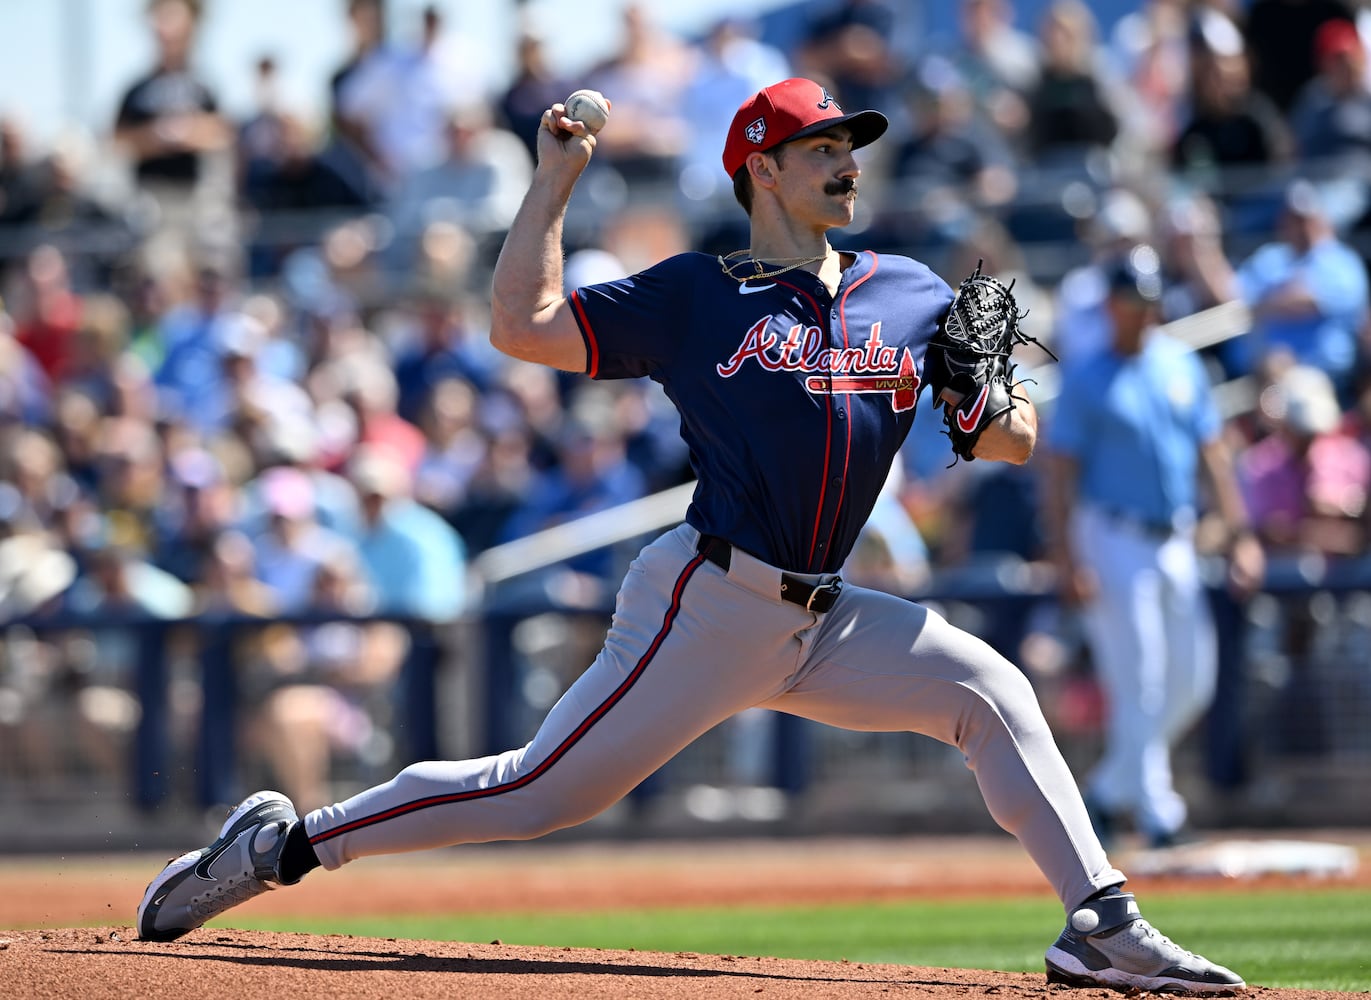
[1071,506,1217,839]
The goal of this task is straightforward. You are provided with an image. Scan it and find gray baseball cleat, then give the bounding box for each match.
[1045,890,1246,994]
[137,790,299,942]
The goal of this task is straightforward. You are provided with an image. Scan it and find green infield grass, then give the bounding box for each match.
[232,887,1371,991]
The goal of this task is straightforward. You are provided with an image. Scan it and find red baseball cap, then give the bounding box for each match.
[721,77,888,178]
[1315,19,1362,64]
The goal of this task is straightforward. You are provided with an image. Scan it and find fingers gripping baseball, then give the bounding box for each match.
[538,91,611,169]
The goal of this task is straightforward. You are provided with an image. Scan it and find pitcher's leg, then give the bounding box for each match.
[768,587,1124,910]
[306,532,798,869]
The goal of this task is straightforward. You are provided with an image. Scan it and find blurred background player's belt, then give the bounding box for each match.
[696,534,843,613]
[1096,507,1180,540]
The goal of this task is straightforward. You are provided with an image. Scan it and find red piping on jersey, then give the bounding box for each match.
[771,278,832,571]
[818,252,880,568]
[308,551,709,847]
[569,290,601,377]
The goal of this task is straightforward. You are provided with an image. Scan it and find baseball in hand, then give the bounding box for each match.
[563,89,611,135]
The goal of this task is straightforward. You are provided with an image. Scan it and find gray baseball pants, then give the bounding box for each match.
[304,524,1125,910]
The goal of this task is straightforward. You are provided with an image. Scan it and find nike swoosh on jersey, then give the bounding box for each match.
[738,282,777,295]
[955,384,991,433]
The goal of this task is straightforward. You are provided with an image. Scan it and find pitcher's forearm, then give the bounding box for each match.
[489,105,599,372]
[493,175,576,317]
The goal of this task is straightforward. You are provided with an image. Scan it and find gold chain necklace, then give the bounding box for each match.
[717,244,830,283]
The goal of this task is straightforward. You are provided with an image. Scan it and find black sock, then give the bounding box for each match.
[1083,884,1127,904]
[276,820,321,884]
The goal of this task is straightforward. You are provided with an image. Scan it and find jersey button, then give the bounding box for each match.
[836,408,846,420]
[831,476,842,488]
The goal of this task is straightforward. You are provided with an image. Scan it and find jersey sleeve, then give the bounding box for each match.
[567,254,694,380]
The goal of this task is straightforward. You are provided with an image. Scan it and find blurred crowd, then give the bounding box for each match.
[3,0,1371,808]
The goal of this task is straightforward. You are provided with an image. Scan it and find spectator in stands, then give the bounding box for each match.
[246,111,370,218]
[192,528,275,617]
[51,389,103,496]
[1290,18,1371,227]
[57,294,130,417]
[248,465,357,612]
[498,415,646,588]
[1158,191,1231,323]
[318,0,387,205]
[1244,0,1357,114]
[339,362,425,477]
[883,56,1018,244]
[1024,0,1122,169]
[240,544,409,811]
[1241,363,1370,555]
[238,416,361,540]
[0,302,52,426]
[335,4,486,187]
[205,313,313,436]
[7,136,128,283]
[0,115,42,228]
[0,428,67,535]
[391,288,499,423]
[112,0,233,272]
[1192,178,1369,395]
[585,3,697,186]
[1171,10,1292,179]
[384,101,532,269]
[499,30,573,162]
[93,416,165,557]
[1052,187,1156,361]
[348,445,467,622]
[678,18,791,197]
[58,526,194,787]
[11,245,83,385]
[153,260,243,418]
[241,113,373,278]
[1106,0,1192,163]
[794,0,903,119]
[448,424,535,555]
[948,0,1040,149]
[152,447,237,585]
[843,460,931,596]
[606,380,691,494]
[412,376,487,518]
[236,55,286,183]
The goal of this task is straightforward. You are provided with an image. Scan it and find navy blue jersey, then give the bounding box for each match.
[570,250,953,574]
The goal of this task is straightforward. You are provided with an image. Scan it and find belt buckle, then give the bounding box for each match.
[806,579,843,613]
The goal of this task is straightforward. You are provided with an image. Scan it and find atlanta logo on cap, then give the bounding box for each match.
[745,117,767,145]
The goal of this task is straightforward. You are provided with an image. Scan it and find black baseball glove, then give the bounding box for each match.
[923,263,1052,462]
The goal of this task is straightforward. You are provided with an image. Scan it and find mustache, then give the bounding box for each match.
[825,177,857,196]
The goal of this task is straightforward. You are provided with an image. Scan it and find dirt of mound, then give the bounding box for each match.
[0,927,1348,1000]
[2,834,1366,999]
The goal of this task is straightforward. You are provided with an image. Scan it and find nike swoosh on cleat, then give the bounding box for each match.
[738,283,776,295]
[193,838,236,881]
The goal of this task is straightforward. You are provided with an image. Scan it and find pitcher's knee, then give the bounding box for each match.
[502,793,608,840]
[958,661,1052,748]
